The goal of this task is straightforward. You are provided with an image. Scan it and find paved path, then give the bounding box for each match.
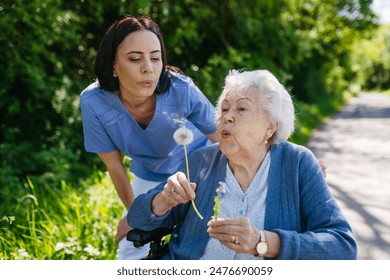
[306,92,390,260]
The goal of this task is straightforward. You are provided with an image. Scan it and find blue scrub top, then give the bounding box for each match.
[80,73,217,181]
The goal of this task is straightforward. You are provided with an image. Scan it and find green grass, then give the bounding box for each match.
[0,171,123,260]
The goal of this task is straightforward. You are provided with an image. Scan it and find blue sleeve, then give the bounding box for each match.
[127,183,172,230]
[80,89,117,153]
[128,158,193,230]
[186,79,217,135]
[128,180,190,230]
[275,147,357,260]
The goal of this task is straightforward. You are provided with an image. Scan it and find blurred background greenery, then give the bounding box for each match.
[1,0,389,259]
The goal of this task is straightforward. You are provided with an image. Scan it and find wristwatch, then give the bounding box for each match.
[255,230,268,256]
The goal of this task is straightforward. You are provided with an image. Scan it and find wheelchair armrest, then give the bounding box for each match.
[127,227,173,248]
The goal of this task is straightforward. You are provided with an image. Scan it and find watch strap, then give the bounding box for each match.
[260,229,266,242]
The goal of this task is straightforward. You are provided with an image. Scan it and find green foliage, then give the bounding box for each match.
[285,0,377,103]
[0,0,100,196]
[351,24,390,90]
[0,173,122,260]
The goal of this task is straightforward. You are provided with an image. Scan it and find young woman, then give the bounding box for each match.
[80,15,218,259]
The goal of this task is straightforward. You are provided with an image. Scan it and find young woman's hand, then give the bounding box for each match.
[115,216,132,245]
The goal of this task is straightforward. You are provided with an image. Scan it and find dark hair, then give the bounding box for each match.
[94,15,174,92]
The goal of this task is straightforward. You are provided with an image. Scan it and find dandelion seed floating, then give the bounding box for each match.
[173,127,203,220]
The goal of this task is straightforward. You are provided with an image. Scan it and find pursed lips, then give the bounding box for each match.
[221,129,232,138]
[139,80,154,87]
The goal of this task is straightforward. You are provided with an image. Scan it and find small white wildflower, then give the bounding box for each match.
[15,248,29,259]
[9,216,15,224]
[83,244,101,256]
[55,242,67,251]
[55,238,80,255]
[173,127,194,145]
[0,216,15,224]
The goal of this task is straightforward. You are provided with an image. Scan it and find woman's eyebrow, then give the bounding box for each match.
[126,50,161,55]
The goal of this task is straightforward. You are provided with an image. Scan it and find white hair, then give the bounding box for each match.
[216,69,295,144]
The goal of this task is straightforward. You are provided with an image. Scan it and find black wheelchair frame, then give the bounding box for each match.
[126,227,172,260]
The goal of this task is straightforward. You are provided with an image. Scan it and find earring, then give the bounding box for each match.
[113,72,117,78]
[265,140,268,144]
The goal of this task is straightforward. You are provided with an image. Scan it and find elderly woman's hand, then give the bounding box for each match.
[151,172,196,216]
[207,217,260,255]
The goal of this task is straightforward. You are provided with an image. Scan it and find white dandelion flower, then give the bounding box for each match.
[172,126,203,220]
[173,127,194,145]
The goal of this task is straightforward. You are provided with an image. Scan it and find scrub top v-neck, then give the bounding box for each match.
[80,73,217,181]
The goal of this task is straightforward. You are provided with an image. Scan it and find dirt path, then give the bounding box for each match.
[306,92,390,260]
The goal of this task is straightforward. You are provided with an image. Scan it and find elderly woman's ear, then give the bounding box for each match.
[266,121,278,143]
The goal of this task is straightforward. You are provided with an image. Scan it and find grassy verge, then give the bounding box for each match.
[0,172,123,260]
[290,95,349,145]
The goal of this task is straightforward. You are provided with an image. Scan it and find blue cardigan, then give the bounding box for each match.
[128,142,357,260]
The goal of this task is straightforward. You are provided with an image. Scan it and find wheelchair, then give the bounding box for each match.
[126,227,172,260]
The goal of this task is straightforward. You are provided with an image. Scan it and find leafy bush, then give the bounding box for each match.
[352,24,390,90]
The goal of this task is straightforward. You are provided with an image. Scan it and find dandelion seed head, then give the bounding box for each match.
[173,127,194,145]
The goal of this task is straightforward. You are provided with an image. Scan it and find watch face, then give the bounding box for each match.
[256,242,268,255]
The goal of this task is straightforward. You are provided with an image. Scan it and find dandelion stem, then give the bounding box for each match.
[183,144,203,220]
[183,145,190,180]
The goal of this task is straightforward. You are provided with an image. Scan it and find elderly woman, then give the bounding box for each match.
[128,69,357,260]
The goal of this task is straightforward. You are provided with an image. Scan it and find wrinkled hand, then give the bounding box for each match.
[162,172,196,206]
[115,216,132,245]
[152,172,196,216]
[207,217,259,254]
